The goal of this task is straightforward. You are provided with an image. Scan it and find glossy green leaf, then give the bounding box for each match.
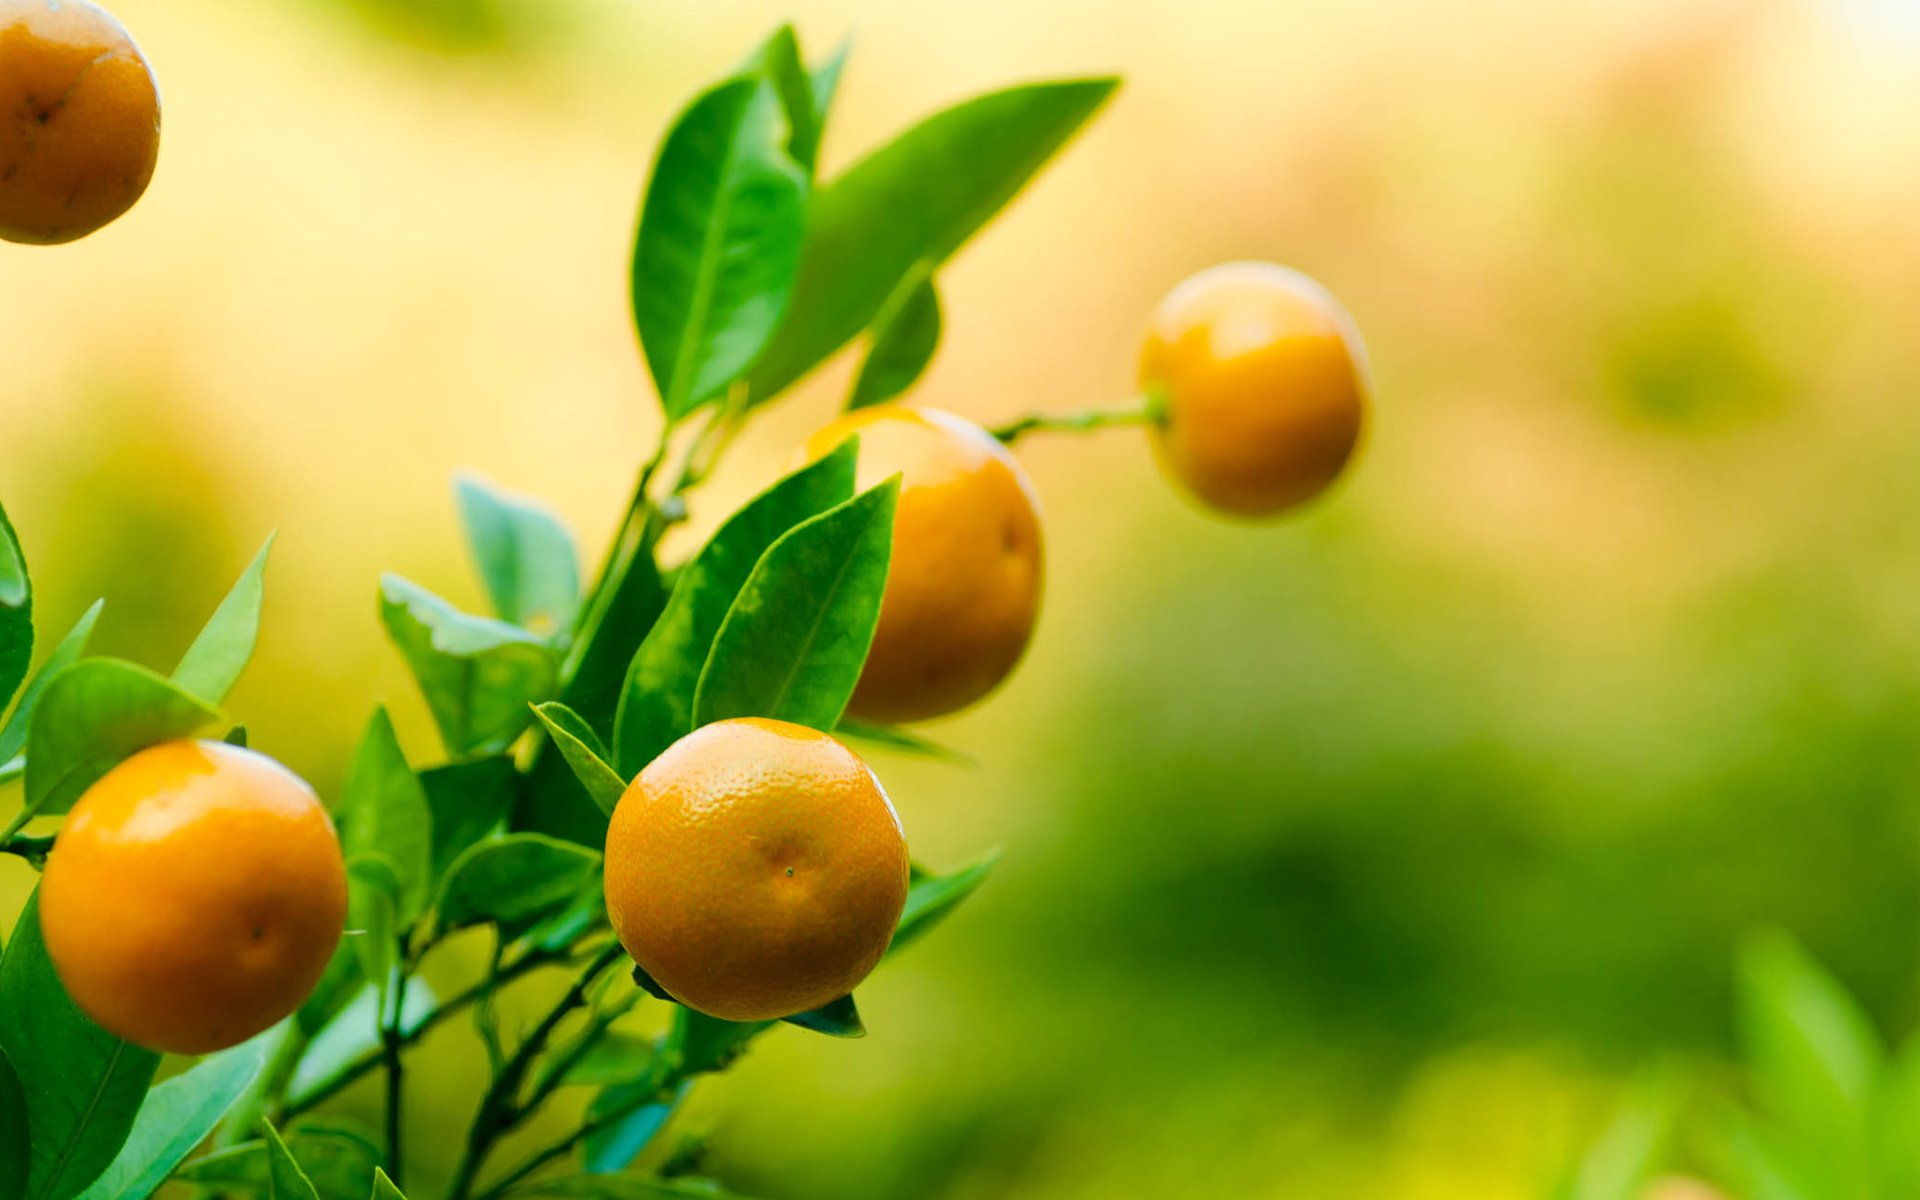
[343,856,400,1012]
[848,270,940,409]
[692,478,898,731]
[0,892,161,1200]
[289,984,433,1108]
[171,1120,380,1200]
[263,1123,321,1200]
[173,533,275,704]
[338,708,433,920]
[75,1041,266,1200]
[435,834,601,932]
[420,755,519,882]
[1739,932,1883,1158]
[371,1168,405,1200]
[531,703,627,817]
[0,599,103,765]
[833,717,971,765]
[378,574,559,758]
[22,658,222,819]
[781,993,863,1038]
[0,497,32,714]
[632,71,808,417]
[0,1047,28,1200]
[668,1007,770,1078]
[745,78,1117,402]
[456,475,582,638]
[614,442,858,774]
[743,25,819,174]
[584,1080,690,1175]
[890,852,999,956]
[558,1032,657,1089]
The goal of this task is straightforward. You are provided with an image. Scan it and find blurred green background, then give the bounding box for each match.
[8,0,1920,1195]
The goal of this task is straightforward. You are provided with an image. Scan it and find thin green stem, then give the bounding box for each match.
[382,963,410,1187]
[989,392,1164,445]
[473,1063,681,1200]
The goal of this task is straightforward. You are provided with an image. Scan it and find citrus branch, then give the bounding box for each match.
[988,392,1164,445]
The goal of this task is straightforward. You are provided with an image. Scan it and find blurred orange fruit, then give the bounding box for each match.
[0,0,160,245]
[1140,261,1368,517]
[805,405,1044,723]
[604,718,909,1022]
[39,740,348,1054]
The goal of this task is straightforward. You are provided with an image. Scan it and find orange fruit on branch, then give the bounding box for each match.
[0,0,160,245]
[39,740,348,1054]
[805,405,1044,724]
[603,718,910,1022]
[1139,261,1368,517]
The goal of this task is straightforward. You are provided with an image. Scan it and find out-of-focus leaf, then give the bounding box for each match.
[0,599,103,765]
[514,1175,755,1200]
[558,1032,657,1089]
[21,658,222,818]
[742,25,820,174]
[847,270,940,409]
[809,39,850,138]
[584,1081,690,1175]
[1549,1074,1674,1200]
[456,475,582,638]
[295,941,364,1040]
[173,533,276,704]
[338,708,433,921]
[889,852,999,957]
[435,834,601,933]
[531,703,627,817]
[834,717,972,765]
[692,479,898,731]
[614,442,858,774]
[378,574,559,757]
[1724,1113,1825,1200]
[343,856,401,1012]
[1738,931,1882,1166]
[0,496,32,713]
[1872,1033,1920,1195]
[288,984,433,1108]
[745,79,1117,403]
[420,755,519,882]
[74,1041,266,1200]
[0,892,161,1200]
[632,71,807,417]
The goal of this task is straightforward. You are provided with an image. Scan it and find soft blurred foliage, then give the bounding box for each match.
[7,0,1920,1195]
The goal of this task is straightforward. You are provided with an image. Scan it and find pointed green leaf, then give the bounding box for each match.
[583,1080,690,1175]
[890,852,999,956]
[338,708,433,920]
[455,476,581,638]
[0,1047,28,1200]
[0,497,32,714]
[848,270,940,409]
[0,892,161,1200]
[780,993,863,1039]
[614,442,858,774]
[633,71,809,417]
[692,478,898,731]
[171,1120,380,1200]
[532,703,627,816]
[435,834,601,933]
[378,574,559,757]
[371,1169,405,1200]
[746,78,1118,403]
[810,39,850,137]
[0,599,103,764]
[743,25,820,174]
[75,1042,266,1200]
[22,659,222,819]
[1739,932,1883,1158]
[834,717,971,765]
[173,533,276,704]
[262,1123,321,1200]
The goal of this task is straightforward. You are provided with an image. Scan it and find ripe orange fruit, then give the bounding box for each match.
[39,740,348,1054]
[805,405,1044,724]
[0,0,161,245]
[603,718,909,1022]
[1139,261,1368,517]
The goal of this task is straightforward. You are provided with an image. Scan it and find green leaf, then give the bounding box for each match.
[371,1168,405,1200]
[614,441,858,775]
[809,39,850,138]
[171,1120,380,1200]
[262,1122,322,1200]
[0,892,161,1200]
[0,1047,28,1200]
[0,497,32,714]
[0,599,103,765]
[889,852,999,956]
[289,985,433,1107]
[558,1032,657,1089]
[1725,1113,1825,1200]
[1738,932,1883,1160]
[531,703,627,817]
[692,478,898,731]
[1872,1034,1920,1195]
[833,717,972,765]
[745,78,1118,403]
[847,270,940,409]
[1550,1074,1674,1200]
[780,994,863,1039]
[173,533,276,704]
[455,475,582,638]
[74,1041,266,1200]
[338,708,433,921]
[584,1080,690,1175]
[21,658,222,819]
[378,574,559,758]
[435,834,601,933]
[420,756,519,882]
[295,941,364,1040]
[343,856,400,1011]
[743,25,820,174]
[632,71,808,417]
[667,1008,770,1078]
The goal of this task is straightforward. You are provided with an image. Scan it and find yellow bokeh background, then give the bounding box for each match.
[8,0,1920,1195]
